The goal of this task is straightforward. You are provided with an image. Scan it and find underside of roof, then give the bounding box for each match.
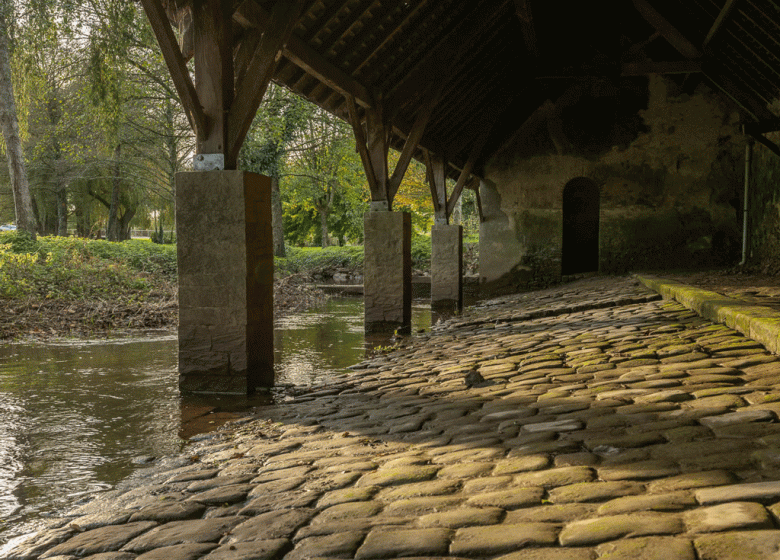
[158,0,780,178]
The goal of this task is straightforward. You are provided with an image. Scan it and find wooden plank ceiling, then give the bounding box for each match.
[150,0,780,178]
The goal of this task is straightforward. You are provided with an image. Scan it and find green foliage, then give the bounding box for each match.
[411,234,431,270]
[0,232,176,301]
[276,246,363,277]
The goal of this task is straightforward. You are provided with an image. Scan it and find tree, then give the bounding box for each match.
[240,85,312,256]
[284,107,365,247]
[0,3,35,237]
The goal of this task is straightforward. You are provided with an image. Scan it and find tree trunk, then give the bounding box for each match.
[271,174,285,257]
[118,206,136,241]
[107,143,121,241]
[319,209,329,248]
[0,11,35,238]
[56,179,67,236]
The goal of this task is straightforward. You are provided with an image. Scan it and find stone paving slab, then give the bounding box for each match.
[10,275,780,560]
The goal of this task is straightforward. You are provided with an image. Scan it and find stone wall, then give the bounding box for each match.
[747,130,780,273]
[480,75,744,291]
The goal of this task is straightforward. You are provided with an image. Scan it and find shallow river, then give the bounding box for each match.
[0,297,431,544]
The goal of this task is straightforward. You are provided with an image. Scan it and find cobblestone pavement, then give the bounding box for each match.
[7,275,780,560]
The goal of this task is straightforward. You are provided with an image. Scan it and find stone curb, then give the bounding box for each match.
[635,274,780,354]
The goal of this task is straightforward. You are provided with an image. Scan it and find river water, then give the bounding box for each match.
[0,297,431,544]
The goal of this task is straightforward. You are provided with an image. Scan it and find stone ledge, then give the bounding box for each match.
[635,274,780,354]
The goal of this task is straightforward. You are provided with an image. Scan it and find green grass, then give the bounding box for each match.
[0,232,176,302]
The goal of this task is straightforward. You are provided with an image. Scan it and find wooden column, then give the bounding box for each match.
[140,0,301,393]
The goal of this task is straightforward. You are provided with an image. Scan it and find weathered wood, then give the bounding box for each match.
[704,0,740,50]
[227,0,303,167]
[631,0,702,59]
[620,60,702,76]
[514,0,538,58]
[474,180,485,223]
[347,95,379,196]
[747,130,780,159]
[192,0,233,155]
[140,0,205,135]
[427,152,448,222]
[388,83,443,203]
[447,158,476,219]
[423,149,440,214]
[234,0,372,109]
[366,101,389,203]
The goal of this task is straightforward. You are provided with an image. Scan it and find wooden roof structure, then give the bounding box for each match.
[140,0,780,209]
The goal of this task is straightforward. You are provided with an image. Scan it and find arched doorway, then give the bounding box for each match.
[562,177,600,275]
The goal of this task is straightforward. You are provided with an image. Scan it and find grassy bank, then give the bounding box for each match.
[0,233,478,339]
[0,233,177,339]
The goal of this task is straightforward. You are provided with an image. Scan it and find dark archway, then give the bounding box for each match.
[562,177,600,275]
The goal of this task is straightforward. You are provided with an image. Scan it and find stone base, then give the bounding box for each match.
[364,211,411,334]
[176,171,273,394]
[431,224,463,311]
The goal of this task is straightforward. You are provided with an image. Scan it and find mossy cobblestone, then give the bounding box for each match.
[10,275,780,560]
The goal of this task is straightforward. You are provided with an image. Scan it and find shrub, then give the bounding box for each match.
[276,245,364,277]
[0,233,176,302]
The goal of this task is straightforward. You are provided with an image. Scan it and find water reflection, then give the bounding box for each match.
[0,336,182,542]
[0,297,431,544]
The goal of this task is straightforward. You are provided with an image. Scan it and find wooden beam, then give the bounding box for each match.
[347,95,380,198]
[513,0,538,59]
[387,81,444,204]
[703,69,774,122]
[631,0,702,59]
[422,150,441,216]
[475,181,485,223]
[365,100,389,203]
[445,120,493,218]
[427,152,448,222]
[191,0,233,154]
[746,129,780,159]
[139,0,206,135]
[744,119,780,134]
[703,0,740,51]
[234,0,372,109]
[621,60,702,76]
[227,0,303,167]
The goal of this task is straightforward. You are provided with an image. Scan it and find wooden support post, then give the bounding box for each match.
[191,0,233,157]
[425,151,448,224]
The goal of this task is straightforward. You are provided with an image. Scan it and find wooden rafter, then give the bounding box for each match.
[446,133,490,218]
[424,150,448,222]
[234,1,372,109]
[387,81,445,203]
[631,0,702,59]
[227,0,303,166]
[620,60,702,76]
[631,0,773,122]
[703,0,741,51]
[139,0,205,135]
[513,0,538,59]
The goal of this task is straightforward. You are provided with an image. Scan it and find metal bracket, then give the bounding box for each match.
[370,200,390,212]
[193,153,225,171]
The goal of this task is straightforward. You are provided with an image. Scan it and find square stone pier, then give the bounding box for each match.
[431,223,463,312]
[364,211,412,334]
[176,171,273,394]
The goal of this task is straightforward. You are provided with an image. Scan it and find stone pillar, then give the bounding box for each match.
[364,211,411,333]
[431,223,463,311]
[176,171,273,394]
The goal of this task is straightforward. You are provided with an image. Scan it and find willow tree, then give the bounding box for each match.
[0,2,35,237]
